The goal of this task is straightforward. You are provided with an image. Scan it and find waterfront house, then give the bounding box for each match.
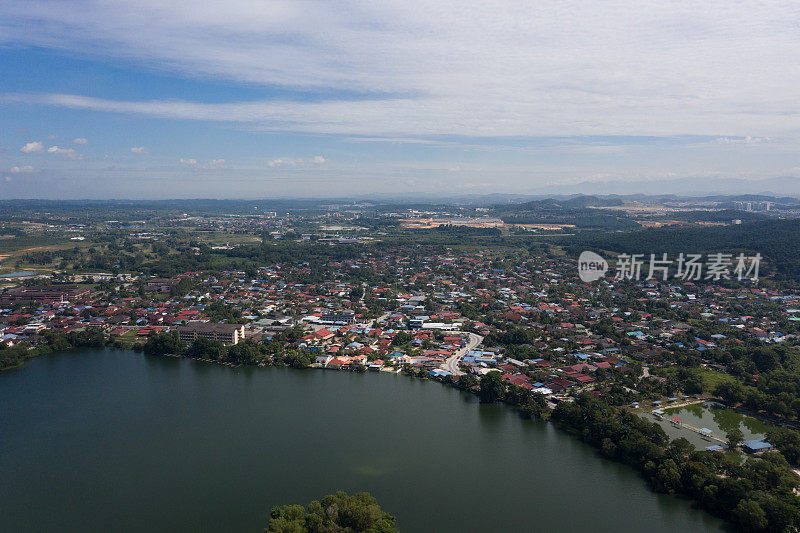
[742,440,775,454]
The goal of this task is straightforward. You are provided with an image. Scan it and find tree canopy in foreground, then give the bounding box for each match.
[266,491,398,533]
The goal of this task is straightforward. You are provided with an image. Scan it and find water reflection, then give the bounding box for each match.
[0,350,726,533]
[662,403,772,444]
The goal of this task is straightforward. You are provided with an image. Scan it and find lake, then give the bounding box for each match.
[0,349,724,532]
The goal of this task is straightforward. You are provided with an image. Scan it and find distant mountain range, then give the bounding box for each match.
[354,176,800,205]
[3,175,800,208]
[524,175,800,198]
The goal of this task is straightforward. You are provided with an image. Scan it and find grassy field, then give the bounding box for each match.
[0,241,94,273]
[656,365,737,392]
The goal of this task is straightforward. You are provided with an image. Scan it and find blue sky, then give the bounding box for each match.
[1,1,799,198]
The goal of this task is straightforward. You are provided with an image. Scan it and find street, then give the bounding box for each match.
[442,331,483,376]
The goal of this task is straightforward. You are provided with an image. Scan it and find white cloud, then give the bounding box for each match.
[9,165,36,174]
[20,141,44,153]
[130,146,147,154]
[47,145,82,159]
[4,176,12,182]
[181,157,225,169]
[714,136,771,144]
[72,137,88,144]
[2,1,800,140]
[266,157,321,168]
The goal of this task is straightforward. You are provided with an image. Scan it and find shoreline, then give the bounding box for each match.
[3,345,796,531]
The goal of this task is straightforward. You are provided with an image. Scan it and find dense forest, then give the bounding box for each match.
[559,218,800,281]
[492,197,637,230]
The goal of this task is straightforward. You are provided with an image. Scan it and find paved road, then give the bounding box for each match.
[358,284,394,330]
[366,311,392,329]
[442,332,483,376]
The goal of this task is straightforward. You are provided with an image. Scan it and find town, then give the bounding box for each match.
[2,229,799,435]
[2,198,800,531]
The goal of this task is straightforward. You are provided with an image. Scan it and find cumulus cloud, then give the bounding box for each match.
[72,137,88,144]
[267,157,321,168]
[19,140,81,160]
[130,146,147,154]
[2,1,800,140]
[47,145,82,159]
[181,157,225,169]
[20,141,44,153]
[9,165,36,174]
[267,158,290,168]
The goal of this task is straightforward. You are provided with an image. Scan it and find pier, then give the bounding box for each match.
[668,418,727,445]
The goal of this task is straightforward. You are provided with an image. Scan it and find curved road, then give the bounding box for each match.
[442,332,483,376]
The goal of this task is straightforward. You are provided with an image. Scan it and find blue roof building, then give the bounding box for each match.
[742,439,774,453]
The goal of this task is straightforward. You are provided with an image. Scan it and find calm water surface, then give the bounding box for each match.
[0,349,725,532]
[654,403,772,448]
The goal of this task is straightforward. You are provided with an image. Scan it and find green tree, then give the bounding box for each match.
[727,428,744,450]
[266,491,397,533]
[284,349,313,369]
[391,332,413,346]
[653,459,681,494]
[188,338,227,361]
[267,505,307,533]
[204,301,243,323]
[479,371,505,403]
[143,331,183,356]
[766,427,800,464]
[733,499,768,532]
[349,285,364,301]
[227,340,261,364]
[457,372,478,391]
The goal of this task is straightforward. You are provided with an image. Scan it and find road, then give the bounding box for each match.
[366,311,392,329]
[361,309,479,375]
[359,283,393,329]
[442,332,483,376]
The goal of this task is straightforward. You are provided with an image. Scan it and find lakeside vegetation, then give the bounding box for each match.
[0,329,106,371]
[553,393,800,532]
[266,491,397,533]
[461,362,800,531]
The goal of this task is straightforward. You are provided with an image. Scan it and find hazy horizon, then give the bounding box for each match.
[2,1,800,198]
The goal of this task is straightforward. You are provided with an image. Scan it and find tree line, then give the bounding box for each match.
[0,328,106,371]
